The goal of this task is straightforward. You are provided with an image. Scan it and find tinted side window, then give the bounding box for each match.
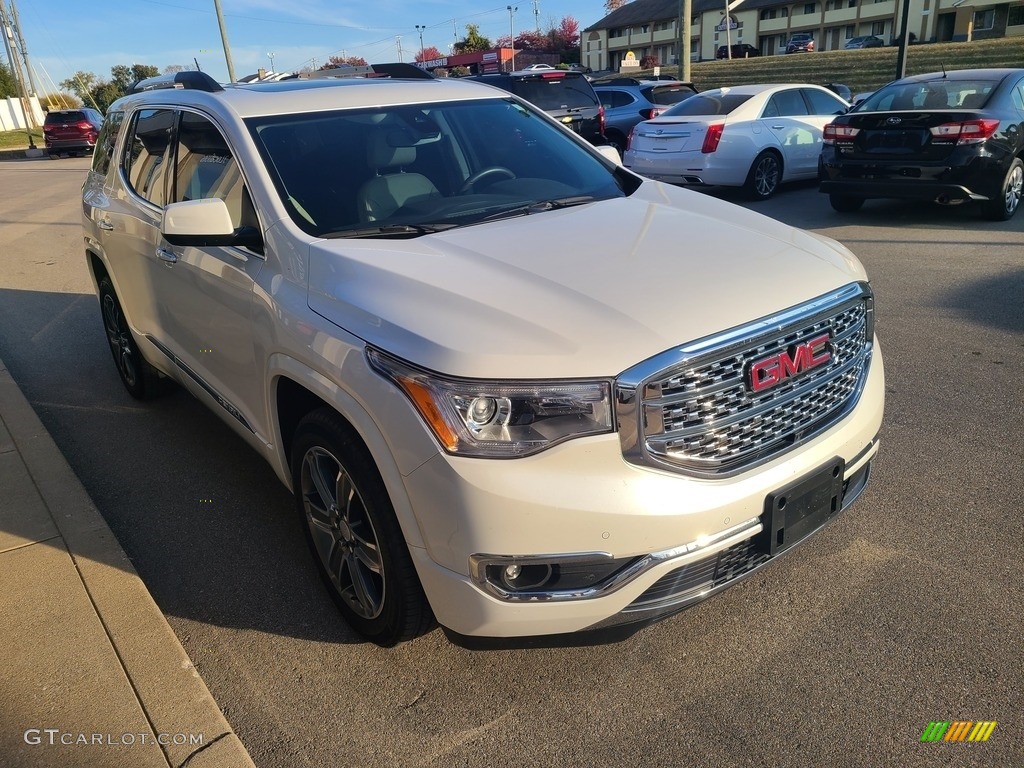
[765,90,809,117]
[91,110,124,177]
[171,111,251,230]
[510,77,598,110]
[123,109,174,207]
[599,90,634,109]
[802,88,847,116]
[647,85,699,106]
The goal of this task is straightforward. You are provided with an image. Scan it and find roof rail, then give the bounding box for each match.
[129,71,224,94]
[297,62,435,81]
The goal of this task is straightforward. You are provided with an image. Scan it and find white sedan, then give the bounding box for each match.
[623,83,849,199]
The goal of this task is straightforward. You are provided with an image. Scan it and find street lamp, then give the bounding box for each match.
[267,52,275,71]
[415,24,426,62]
[507,5,518,71]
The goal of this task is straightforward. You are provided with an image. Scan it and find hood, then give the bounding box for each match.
[307,182,867,379]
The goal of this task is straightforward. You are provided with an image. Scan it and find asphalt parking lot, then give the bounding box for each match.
[1,159,1021,767]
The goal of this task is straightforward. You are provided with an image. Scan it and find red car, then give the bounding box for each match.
[43,108,104,158]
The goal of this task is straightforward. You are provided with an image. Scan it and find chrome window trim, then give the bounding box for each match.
[615,281,873,478]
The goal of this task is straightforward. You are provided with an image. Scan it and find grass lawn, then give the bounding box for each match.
[0,128,43,150]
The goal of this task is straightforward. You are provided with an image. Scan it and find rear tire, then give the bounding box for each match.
[983,157,1023,221]
[97,276,164,399]
[743,151,782,200]
[829,193,864,213]
[291,408,434,646]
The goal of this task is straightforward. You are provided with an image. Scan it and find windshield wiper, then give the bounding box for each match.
[325,223,456,239]
[478,196,598,223]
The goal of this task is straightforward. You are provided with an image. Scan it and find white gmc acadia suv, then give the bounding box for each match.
[82,66,884,646]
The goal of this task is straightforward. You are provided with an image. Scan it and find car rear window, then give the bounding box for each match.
[507,75,598,110]
[661,93,753,117]
[644,84,699,106]
[46,111,86,124]
[860,80,998,111]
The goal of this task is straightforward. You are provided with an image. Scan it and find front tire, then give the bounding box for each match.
[829,193,864,213]
[291,408,433,646]
[983,157,1023,221]
[744,151,782,200]
[98,275,163,399]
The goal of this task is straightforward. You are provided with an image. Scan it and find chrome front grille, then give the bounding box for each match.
[615,283,873,476]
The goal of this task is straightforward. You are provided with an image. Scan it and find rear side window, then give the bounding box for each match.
[662,93,753,117]
[123,108,174,207]
[509,76,598,110]
[645,85,699,106]
[598,90,635,109]
[91,110,123,177]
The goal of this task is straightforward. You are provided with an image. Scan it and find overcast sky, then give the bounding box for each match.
[12,0,604,91]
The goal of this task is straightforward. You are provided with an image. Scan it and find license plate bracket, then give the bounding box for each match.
[760,457,845,557]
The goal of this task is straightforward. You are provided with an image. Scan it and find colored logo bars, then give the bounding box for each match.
[920,721,997,742]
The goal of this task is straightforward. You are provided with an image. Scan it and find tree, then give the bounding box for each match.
[324,55,369,68]
[641,54,659,68]
[415,46,444,63]
[0,62,17,98]
[454,24,491,53]
[604,0,628,12]
[164,65,187,74]
[552,17,580,49]
[60,71,98,102]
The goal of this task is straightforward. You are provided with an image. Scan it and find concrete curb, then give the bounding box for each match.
[0,356,255,768]
[0,147,47,161]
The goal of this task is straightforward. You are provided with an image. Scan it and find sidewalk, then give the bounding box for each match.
[0,355,255,768]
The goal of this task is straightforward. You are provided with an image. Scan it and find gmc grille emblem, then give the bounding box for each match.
[747,333,831,393]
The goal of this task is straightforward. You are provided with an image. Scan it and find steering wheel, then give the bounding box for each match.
[459,166,516,194]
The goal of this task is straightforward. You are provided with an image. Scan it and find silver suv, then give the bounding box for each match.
[83,67,883,646]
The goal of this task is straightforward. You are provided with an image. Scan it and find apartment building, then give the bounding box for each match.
[582,0,1024,70]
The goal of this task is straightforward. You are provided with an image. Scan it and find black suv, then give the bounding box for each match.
[468,70,606,146]
[43,108,104,157]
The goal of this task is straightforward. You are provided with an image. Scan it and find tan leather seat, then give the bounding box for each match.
[356,132,440,222]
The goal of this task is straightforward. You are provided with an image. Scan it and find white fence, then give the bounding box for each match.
[0,96,46,132]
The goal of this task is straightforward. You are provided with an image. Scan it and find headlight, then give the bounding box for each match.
[367,349,613,458]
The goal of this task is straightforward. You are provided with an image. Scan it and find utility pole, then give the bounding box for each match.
[678,0,692,81]
[533,0,540,32]
[396,36,404,62]
[1,2,35,145]
[507,5,517,72]
[415,24,426,62]
[9,1,39,97]
[212,0,236,82]
[894,0,912,78]
[267,51,275,71]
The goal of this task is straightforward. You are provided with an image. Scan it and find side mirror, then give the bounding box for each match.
[162,198,263,251]
[595,144,622,165]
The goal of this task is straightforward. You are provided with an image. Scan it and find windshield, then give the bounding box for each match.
[856,80,997,111]
[660,92,754,117]
[247,98,626,238]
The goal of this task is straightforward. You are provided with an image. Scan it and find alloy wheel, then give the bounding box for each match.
[1004,163,1023,216]
[102,293,138,390]
[301,446,385,620]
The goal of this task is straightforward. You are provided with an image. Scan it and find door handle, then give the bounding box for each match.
[97,219,114,231]
[771,124,785,130]
[156,247,178,265]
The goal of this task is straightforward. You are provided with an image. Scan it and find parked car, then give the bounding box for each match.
[716,43,761,59]
[81,67,883,645]
[624,83,849,199]
[521,63,555,70]
[844,35,884,49]
[468,70,606,146]
[786,33,815,53]
[824,83,853,101]
[820,68,1024,220]
[42,108,104,158]
[594,78,699,151]
[568,63,593,74]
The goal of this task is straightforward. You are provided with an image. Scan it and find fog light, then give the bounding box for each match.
[495,562,553,590]
[503,564,521,581]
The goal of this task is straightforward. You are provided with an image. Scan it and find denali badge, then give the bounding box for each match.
[748,333,831,393]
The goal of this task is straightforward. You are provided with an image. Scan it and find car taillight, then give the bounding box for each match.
[76,121,92,130]
[822,122,859,145]
[540,72,565,79]
[928,119,1000,145]
[701,123,724,154]
[43,124,55,133]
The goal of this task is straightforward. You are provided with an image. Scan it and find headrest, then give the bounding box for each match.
[367,131,416,170]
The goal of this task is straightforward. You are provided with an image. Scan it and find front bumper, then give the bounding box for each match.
[403,344,884,638]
